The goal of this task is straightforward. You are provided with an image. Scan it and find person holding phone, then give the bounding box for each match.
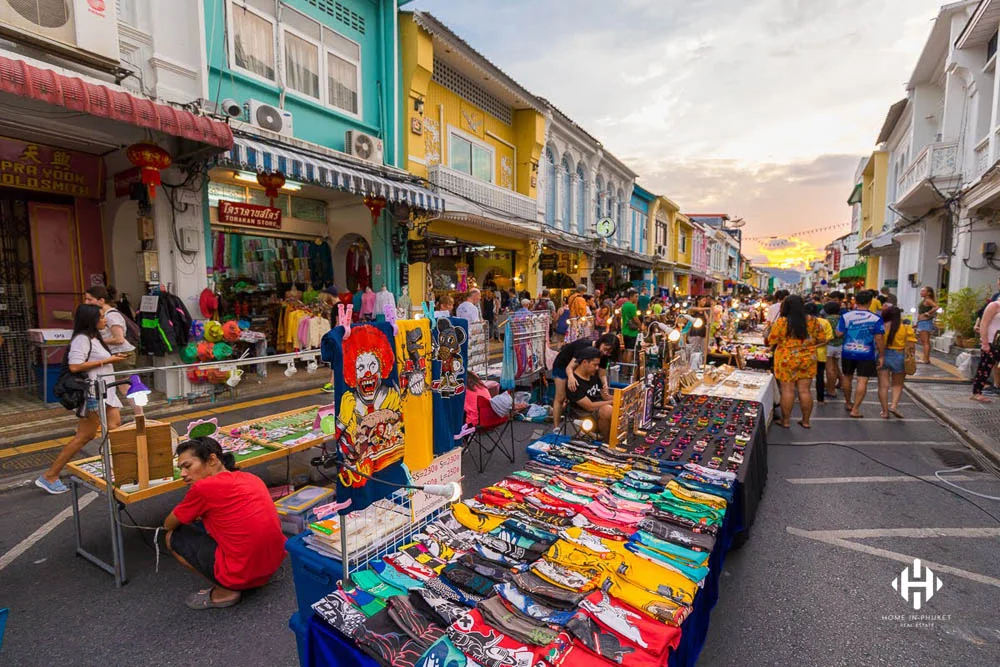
[36,304,128,494]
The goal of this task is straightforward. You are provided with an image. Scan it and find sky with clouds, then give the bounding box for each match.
[406,0,948,267]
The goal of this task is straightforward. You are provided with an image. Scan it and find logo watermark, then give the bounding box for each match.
[891,558,942,611]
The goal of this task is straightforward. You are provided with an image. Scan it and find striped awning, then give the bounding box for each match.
[220,134,443,212]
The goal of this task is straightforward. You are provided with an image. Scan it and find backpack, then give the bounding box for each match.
[53,337,92,416]
[108,308,141,350]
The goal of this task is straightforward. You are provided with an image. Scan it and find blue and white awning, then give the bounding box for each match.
[219,134,443,213]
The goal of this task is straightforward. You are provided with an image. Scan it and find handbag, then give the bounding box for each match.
[903,343,917,376]
[53,337,92,416]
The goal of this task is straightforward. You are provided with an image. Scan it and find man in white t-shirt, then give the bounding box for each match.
[456,288,481,323]
[766,289,789,325]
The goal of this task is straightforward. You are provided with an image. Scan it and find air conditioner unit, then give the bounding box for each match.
[247,99,294,137]
[0,0,120,70]
[656,245,668,258]
[345,130,384,165]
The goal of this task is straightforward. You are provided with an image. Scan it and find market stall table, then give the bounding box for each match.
[295,392,769,667]
[688,368,777,425]
[65,405,330,586]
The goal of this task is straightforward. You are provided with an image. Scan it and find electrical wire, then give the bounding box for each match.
[119,506,164,573]
[934,465,1000,501]
[769,441,1000,525]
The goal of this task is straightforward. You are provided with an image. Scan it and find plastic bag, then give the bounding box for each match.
[956,352,974,379]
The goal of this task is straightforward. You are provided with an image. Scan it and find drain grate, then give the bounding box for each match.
[931,447,982,472]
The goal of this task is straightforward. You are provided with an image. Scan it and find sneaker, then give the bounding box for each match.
[321,383,334,393]
[983,386,1000,396]
[36,476,68,495]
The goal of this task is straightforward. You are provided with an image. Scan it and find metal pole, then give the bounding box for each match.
[339,512,350,579]
[95,378,125,587]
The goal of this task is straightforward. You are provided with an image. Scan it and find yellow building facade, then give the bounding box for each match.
[649,195,680,291]
[859,150,889,288]
[673,213,694,294]
[399,12,546,306]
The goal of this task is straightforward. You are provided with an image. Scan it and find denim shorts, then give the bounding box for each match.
[883,349,905,374]
[85,397,99,412]
[551,366,568,381]
[916,319,935,333]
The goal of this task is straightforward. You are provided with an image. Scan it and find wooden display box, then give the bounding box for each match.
[109,418,176,488]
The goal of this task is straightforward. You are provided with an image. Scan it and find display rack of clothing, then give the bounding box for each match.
[508,313,549,381]
[345,241,371,291]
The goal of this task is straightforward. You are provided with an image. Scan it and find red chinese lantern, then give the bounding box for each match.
[256,171,286,206]
[126,142,171,200]
[364,195,386,224]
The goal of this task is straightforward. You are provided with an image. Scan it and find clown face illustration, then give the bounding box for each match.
[355,351,381,402]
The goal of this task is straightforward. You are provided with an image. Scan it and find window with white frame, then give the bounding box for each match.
[232,0,276,80]
[450,131,494,183]
[680,233,687,254]
[229,1,361,115]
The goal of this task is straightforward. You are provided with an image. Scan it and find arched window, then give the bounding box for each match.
[576,165,587,235]
[544,146,556,226]
[595,175,604,225]
[616,188,625,246]
[560,156,572,230]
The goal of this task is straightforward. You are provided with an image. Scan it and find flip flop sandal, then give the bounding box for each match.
[774,422,790,429]
[890,409,904,419]
[185,588,241,610]
[797,421,811,429]
[849,413,864,419]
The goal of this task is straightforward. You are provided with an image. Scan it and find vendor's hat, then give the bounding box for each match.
[204,320,224,342]
[222,320,241,343]
[199,288,218,319]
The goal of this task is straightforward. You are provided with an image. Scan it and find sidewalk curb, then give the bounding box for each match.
[905,385,1000,469]
[0,472,38,495]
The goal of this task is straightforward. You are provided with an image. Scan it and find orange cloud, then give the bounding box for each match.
[754,237,823,269]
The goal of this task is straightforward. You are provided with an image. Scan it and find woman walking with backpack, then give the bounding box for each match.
[37,304,128,494]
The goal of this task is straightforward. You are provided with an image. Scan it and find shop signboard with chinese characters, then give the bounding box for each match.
[0,136,104,199]
[217,200,282,230]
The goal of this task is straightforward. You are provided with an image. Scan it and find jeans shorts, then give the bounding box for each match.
[551,366,568,381]
[883,349,905,374]
[916,319,935,333]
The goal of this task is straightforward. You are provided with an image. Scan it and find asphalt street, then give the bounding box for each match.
[1,391,998,666]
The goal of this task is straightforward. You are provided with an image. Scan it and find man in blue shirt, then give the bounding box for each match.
[837,291,886,418]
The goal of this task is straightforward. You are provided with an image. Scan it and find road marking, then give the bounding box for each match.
[0,388,324,460]
[786,474,980,485]
[0,491,97,572]
[807,417,935,422]
[787,526,1000,589]
[769,440,957,446]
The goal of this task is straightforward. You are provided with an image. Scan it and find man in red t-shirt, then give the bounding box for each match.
[164,438,286,609]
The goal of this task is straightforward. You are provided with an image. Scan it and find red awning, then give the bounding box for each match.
[0,55,233,149]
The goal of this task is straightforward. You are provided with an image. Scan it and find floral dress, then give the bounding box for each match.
[767,316,830,382]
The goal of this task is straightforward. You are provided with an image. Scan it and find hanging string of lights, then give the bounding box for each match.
[744,221,850,242]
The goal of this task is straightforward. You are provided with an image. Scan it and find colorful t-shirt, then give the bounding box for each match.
[395,319,433,472]
[837,309,885,361]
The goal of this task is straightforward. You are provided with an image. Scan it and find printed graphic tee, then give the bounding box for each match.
[395,319,433,472]
[836,309,885,361]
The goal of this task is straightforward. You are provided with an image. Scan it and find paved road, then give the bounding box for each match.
[1,390,998,666]
[700,393,1000,666]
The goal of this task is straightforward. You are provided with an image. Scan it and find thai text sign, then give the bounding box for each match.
[0,136,104,199]
[217,200,282,229]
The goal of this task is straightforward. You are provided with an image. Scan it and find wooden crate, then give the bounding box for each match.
[109,418,176,488]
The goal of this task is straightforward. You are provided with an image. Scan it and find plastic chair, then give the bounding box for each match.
[464,392,518,474]
[0,607,8,651]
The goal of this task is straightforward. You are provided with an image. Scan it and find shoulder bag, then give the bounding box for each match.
[53,337,93,415]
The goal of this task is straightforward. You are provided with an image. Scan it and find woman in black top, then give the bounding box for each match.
[482,290,496,338]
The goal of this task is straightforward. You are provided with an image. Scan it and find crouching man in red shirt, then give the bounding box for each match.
[164,437,287,609]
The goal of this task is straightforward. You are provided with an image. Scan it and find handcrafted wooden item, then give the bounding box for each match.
[109,418,176,489]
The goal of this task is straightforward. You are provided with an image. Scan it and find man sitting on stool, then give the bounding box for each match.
[567,346,614,441]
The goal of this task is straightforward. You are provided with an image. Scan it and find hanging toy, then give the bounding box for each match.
[222,320,241,343]
[190,320,205,340]
[197,341,215,362]
[212,342,234,360]
[204,320,224,343]
[180,342,199,364]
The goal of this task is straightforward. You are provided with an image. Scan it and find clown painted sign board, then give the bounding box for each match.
[321,322,411,511]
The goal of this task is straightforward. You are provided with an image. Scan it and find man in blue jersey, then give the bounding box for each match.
[837,290,886,418]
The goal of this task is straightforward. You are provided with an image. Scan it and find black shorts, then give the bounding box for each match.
[169,523,219,584]
[841,358,878,378]
[622,335,637,350]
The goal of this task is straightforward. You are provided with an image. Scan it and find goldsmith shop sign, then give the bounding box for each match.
[217,200,282,229]
[0,136,104,199]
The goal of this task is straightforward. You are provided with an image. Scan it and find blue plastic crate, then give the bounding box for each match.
[288,612,309,667]
[287,532,344,623]
[0,607,8,651]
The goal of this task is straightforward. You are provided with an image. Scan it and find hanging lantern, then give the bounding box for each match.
[364,195,386,224]
[126,142,171,200]
[256,171,286,206]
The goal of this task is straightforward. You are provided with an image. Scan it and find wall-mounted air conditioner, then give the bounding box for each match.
[0,0,120,70]
[345,130,384,165]
[247,99,294,137]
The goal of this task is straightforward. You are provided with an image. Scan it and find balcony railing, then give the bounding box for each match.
[428,164,537,222]
[973,136,990,182]
[896,141,960,202]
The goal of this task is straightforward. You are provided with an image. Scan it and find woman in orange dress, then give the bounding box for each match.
[767,295,830,429]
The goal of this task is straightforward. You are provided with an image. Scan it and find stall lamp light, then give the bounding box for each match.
[937,307,944,314]
[693,317,704,328]
[422,482,462,503]
[909,307,917,314]
[125,375,151,407]
[574,417,596,434]
[668,329,681,343]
